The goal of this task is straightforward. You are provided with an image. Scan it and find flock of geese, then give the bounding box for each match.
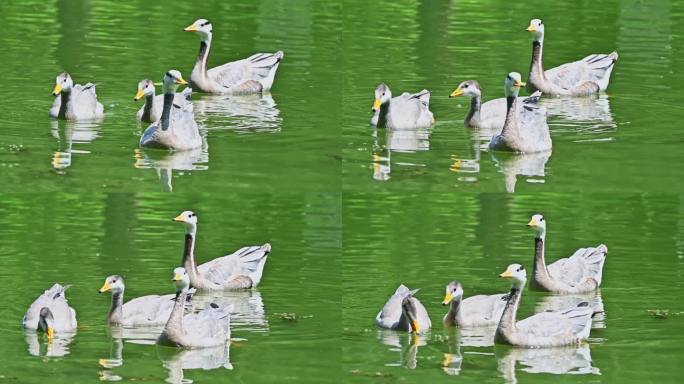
[377,214,608,348]
[23,210,271,350]
[48,18,284,152]
[370,18,618,155]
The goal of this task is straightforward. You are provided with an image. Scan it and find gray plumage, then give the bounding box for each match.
[526,19,618,96]
[135,79,193,123]
[49,72,104,120]
[23,283,77,334]
[489,72,551,153]
[371,84,434,130]
[375,284,431,333]
[442,281,507,328]
[185,19,283,94]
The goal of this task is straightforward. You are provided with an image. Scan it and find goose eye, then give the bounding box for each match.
[464,84,469,88]
[112,279,117,283]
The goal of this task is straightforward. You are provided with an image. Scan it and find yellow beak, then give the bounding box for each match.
[372,99,382,111]
[500,270,513,278]
[46,327,55,340]
[410,320,420,334]
[52,84,62,96]
[175,76,188,85]
[526,25,537,32]
[173,214,185,222]
[184,24,197,32]
[99,281,111,293]
[173,274,183,281]
[442,292,453,305]
[527,218,538,227]
[450,89,463,98]
[514,80,526,88]
[134,89,145,101]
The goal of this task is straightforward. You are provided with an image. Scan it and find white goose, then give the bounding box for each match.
[371,83,434,129]
[23,283,77,340]
[49,72,104,120]
[376,285,431,333]
[442,280,507,328]
[134,79,192,123]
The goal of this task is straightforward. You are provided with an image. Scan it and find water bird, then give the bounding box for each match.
[376,284,431,333]
[442,280,508,327]
[134,79,192,123]
[49,72,104,120]
[370,83,434,129]
[22,283,77,340]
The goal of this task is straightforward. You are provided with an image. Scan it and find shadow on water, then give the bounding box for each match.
[50,119,102,172]
[24,330,75,358]
[133,143,209,192]
[157,344,233,384]
[496,344,599,383]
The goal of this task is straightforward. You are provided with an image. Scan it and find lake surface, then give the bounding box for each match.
[0,0,682,383]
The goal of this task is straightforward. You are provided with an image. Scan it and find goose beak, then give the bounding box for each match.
[175,76,188,85]
[527,218,538,227]
[46,327,55,340]
[410,320,420,334]
[449,89,463,98]
[184,24,197,32]
[173,214,185,222]
[514,80,526,88]
[442,292,453,305]
[500,270,513,278]
[372,99,381,112]
[134,89,145,101]
[52,84,62,96]
[526,24,537,32]
[173,274,183,281]
[99,281,111,293]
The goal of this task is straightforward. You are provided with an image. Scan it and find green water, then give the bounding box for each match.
[0,0,682,383]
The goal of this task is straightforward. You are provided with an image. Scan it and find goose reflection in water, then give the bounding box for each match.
[24,330,75,357]
[192,93,282,133]
[98,325,161,381]
[542,94,616,133]
[50,119,101,172]
[535,290,606,329]
[370,127,431,181]
[491,150,551,193]
[497,344,600,384]
[158,344,232,384]
[134,144,208,192]
[377,330,428,370]
[188,289,269,332]
[441,332,463,376]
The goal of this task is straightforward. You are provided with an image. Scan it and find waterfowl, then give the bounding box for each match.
[489,72,551,153]
[158,268,231,349]
[173,210,271,290]
[49,72,104,120]
[526,18,618,96]
[22,283,77,339]
[134,79,192,123]
[371,83,434,130]
[449,80,541,131]
[442,281,507,328]
[140,70,202,151]
[99,274,193,327]
[528,214,607,293]
[184,18,284,94]
[495,264,593,347]
[376,285,431,333]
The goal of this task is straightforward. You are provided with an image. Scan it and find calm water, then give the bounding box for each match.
[0,0,682,383]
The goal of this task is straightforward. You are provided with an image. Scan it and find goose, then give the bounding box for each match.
[528,214,608,293]
[526,18,618,96]
[495,264,593,347]
[139,70,202,151]
[22,283,77,339]
[371,83,434,129]
[49,72,104,120]
[449,80,541,131]
[134,79,192,123]
[376,284,431,333]
[442,281,507,328]
[488,72,551,153]
[172,210,271,290]
[183,18,284,94]
[157,268,231,349]
[99,274,194,327]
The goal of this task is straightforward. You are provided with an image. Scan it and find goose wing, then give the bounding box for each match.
[375,284,414,328]
[389,90,434,129]
[198,243,271,288]
[548,244,608,287]
[183,304,231,343]
[72,83,104,118]
[478,92,542,130]
[208,52,283,91]
[121,293,179,326]
[545,52,618,92]
[23,284,77,332]
[461,294,508,323]
[516,303,593,339]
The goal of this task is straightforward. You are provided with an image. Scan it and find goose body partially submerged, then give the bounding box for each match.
[23,283,77,339]
[49,72,104,120]
[135,79,193,123]
[376,284,431,333]
[442,281,507,328]
[371,83,434,130]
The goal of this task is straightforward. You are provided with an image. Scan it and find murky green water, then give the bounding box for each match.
[0,0,682,383]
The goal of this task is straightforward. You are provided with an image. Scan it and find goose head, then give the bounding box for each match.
[99,275,125,294]
[527,213,547,238]
[499,263,527,289]
[172,267,190,292]
[372,83,392,112]
[442,281,464,305]
[450,80,482,98]
[38,307,55,340]
[504,72,525,98]
[52,72,73,96]
[184,18,213,42]
[162,70,188,93]
[401,296,421,333]
[173,210,198,234]
[526,19,545,43]
[134,79,155,101]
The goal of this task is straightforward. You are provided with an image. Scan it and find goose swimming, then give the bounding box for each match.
[376,284,431,333]
[50,72,104,120]
[134,79,192,123]
[442,281,507,328]
[371,83,434,129]
[23,283,77,340]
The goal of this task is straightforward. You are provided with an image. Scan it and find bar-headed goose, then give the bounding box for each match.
[495,264,593,347]
[526,18,618,96]
[376,284,431,334]
[23,283,77,340]
[489,72,551,153]
[528,214,608,293]
[49,72,104,120]
[183,18,284,94]
[371,83,434,130]
[134,79,192,123]
[172,210,271,290]
[139,70,202,151]
[442,281,507,328]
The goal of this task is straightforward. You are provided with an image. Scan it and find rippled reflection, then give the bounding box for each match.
[98,325,161,381]
[490,151,552,193]
[441,332,463,376]
[188,289,268,332]
[25,330,75,357]
[370,127,431,181]
[133,142,209,192]
[377,330,427,370]
[158,344,233,384]
[50,119,102,172]
[193,93,282,133]
[543,95,616,133]
[536,290,606,329]
[497,344,600,383]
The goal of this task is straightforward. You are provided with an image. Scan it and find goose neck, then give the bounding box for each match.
[160,92,174,131]
[497,287,521,339]
[142,93,154,121]
[164,289,187,335]
[376,101,390,128]
[58,90,71,119]
[530,40,545,80]
[446,297,463,326]
[532,236,553,287]
[194,40,211,79]
[500,96,517,137]
[108,290,124,324]
[466,96,481,126]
